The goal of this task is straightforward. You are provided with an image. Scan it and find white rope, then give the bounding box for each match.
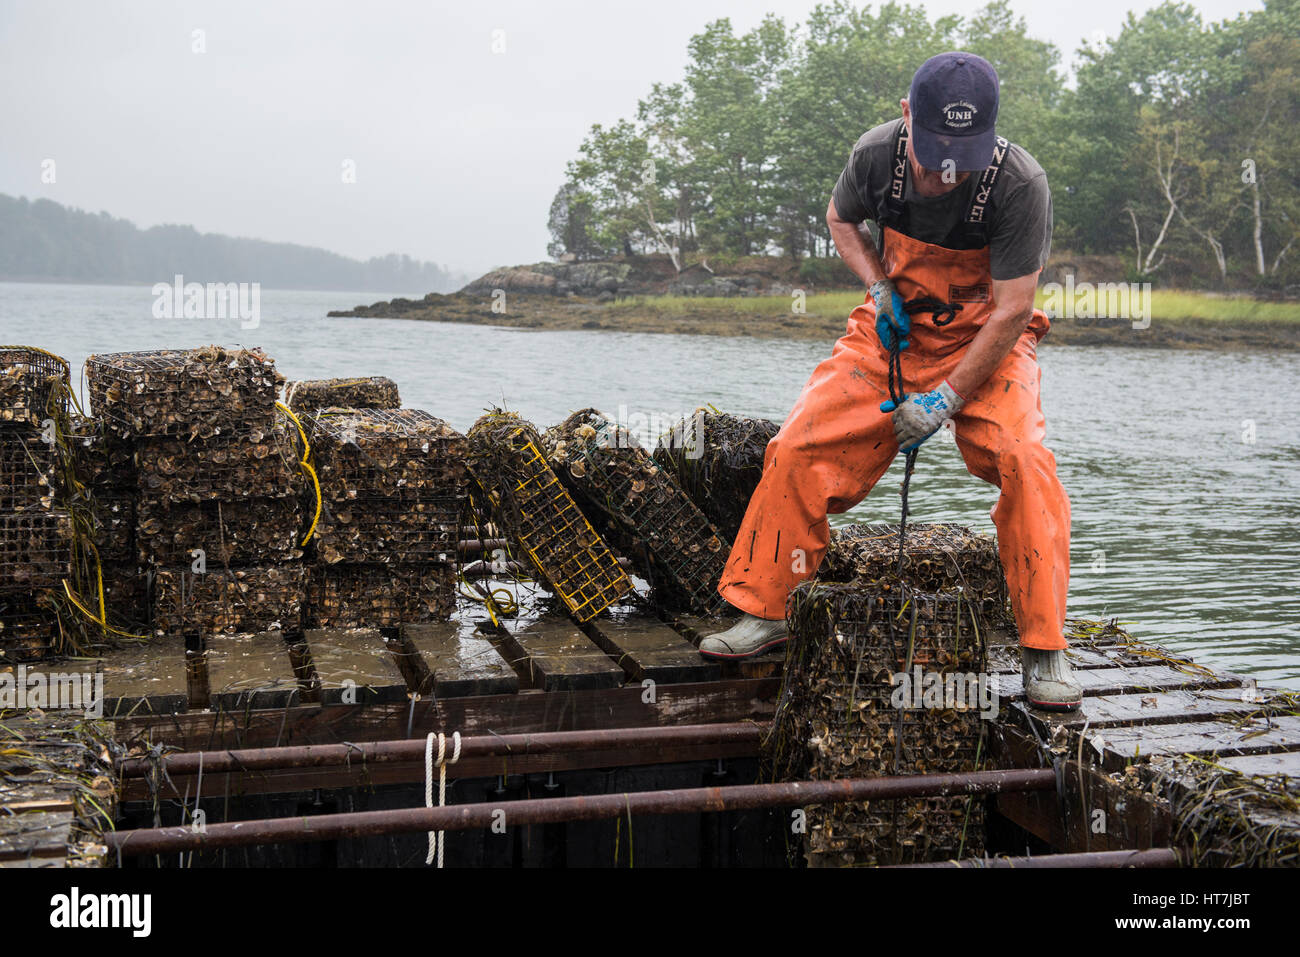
[425,731,461,867]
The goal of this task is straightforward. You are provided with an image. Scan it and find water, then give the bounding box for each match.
[3,281,1297,688]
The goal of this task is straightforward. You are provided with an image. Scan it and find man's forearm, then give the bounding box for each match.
[828,214,887,287]
[945,306,1033,399]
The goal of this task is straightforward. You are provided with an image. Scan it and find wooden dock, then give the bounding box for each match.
[4,579,1298,866]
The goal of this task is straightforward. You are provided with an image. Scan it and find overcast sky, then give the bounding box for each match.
[0,0,1261,276]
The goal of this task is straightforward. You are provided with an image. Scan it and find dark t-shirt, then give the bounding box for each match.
[832,118,1052,280]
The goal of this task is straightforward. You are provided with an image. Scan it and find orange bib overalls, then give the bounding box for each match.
[716,214,1070,651]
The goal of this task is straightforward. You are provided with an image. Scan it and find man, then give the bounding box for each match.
[699,52,1081,711]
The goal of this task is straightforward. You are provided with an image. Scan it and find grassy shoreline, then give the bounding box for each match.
[333,289,1300,349]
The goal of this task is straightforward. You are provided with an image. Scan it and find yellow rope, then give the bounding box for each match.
[275,401,322,546]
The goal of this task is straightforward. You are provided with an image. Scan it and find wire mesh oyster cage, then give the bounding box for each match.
[769,580,991,866]
[0,594,56,662]
[86,345,283,439]
[0,432,59,510]
[545,409,728,616]
[86,490,135,564]
[466,410,631,623]
[134,414,301,504]
[306,562,457,628]
[0,510,74,592]
[0,346,70,430]
[652,409,779,547]
[100,562,150,631]
[68,413,137,490]
[136,496,304,566]
[151,563,307,636]
[309,408,470,502]
[820,522,1010,624]
[284,377,401,413]
[313,495,464,565]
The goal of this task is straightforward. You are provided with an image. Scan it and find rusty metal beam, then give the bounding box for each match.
[117,722,768,779]
[106,767,1056,856]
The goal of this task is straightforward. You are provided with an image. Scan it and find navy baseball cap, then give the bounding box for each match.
[908,52,1000,172]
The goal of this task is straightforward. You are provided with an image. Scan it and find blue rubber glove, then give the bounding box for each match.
[870,278,911,354]
[891,381,965,452]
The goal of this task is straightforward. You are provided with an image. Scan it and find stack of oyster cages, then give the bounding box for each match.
[306,408,469,628]
[86,346,305,636]
[0,348,72,661]
[69,414,146,625]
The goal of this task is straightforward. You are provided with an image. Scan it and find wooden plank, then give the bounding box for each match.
[584,615,720,684]
[0,810,74,861]
[111,677,781,751]
[404,621,519,698]
[1033,687,1269,729]
[51,640,190,716]
[1215,751,1300,779]
[989,644,1176,673]
[994,664,1238,703]
[495,618,623,691]
[206,631,301,710]
[990,720,1172,854]
[1092,716,1300,772]
[303,628,409,705]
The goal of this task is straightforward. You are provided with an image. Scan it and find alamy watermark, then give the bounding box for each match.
[0,665,104,717]
[1041,275,1152,330]
[151,274,260,329]
[597,404,705,459]
[890,666,999,719]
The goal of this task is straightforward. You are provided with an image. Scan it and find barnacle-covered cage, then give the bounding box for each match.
[68,413,136,489]
[821,522,1011,624]
[307,408,469,564]
[137,496,304,566]
[309,408,469,500]
[313,496,462,565]
[0,432,59,510]
[86,345,283,439]
[768,580,991,866]
[284,376,401,413]
[0,346,70,429]
[134,415,301,503]
[0,595,56,663]
[152,564,307,636]
[0,510,73,591]
[545,408,728,616]
[466,410,631,623]
[307,562,458,628]
[652,409,779,547]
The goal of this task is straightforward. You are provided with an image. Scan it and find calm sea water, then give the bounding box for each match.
[3,281,1297,688]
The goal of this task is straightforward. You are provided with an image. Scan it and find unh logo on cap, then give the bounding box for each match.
[942,100,977,129]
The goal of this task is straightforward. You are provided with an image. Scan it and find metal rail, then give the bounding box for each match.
[106,767,1057,856]
[117,722,768,778]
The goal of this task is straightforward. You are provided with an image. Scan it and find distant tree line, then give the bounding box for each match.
[0,194,464,293]
[549,0,1300,290]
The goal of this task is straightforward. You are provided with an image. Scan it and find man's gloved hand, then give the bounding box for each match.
[891,380,965,452]
[869,278,911,353]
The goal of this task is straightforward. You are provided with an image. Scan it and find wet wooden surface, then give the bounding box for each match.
[0,709,115,867]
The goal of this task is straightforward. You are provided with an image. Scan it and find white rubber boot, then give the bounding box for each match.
[699,614,789,660]
[1022,647,1083,712]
